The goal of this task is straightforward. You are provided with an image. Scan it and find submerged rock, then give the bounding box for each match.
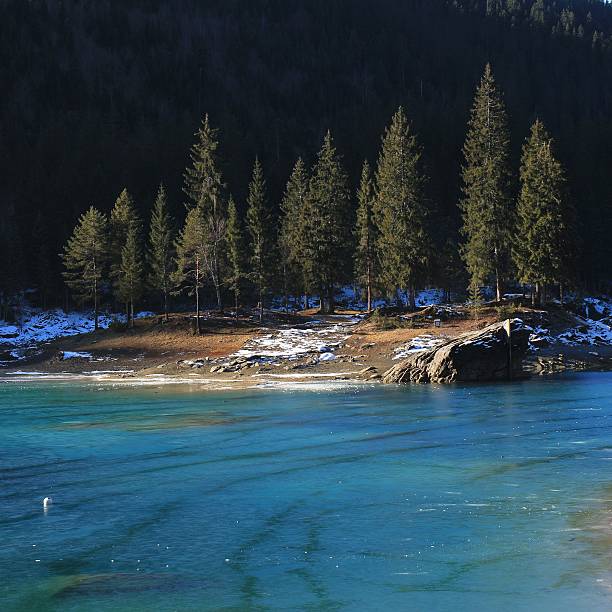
[383,319,530,384]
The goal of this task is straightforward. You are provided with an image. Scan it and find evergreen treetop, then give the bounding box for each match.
[459,64,512,301]
[183,114,225,217]
[354,159,375,311]
[117,226,144,326]
[225,196,245,313]
[61,206,108,329]
[148,183,174,318]
[174,205,208,333]
[246,157,273,320]
[514,119,577,295]
[303,131,352,313]
[373,106,431,308]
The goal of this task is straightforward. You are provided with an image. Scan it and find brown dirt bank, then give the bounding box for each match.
[1,305,610,384]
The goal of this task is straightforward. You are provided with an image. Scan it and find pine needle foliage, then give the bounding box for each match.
[246,157,273,321]
[225,196,245,315]
[354,160,376,311]
[513,119,578,301]
[174,206,207,334]
[147,184,175,320]
[279,157,309,309]
[183,114,227,310]
[61,206,108,330]
[109,188,141,306]
[303,131,352,314]
[459,64,512,302]
[183,114,225,217]
[373,107,431,310]
[117,226,144,327]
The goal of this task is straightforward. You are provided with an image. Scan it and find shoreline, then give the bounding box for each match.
[2,305,611,390]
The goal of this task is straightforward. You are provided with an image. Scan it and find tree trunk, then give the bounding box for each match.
[163,290,169,322]
[93,260,99,331]
[408,286,416,311]
[495,273,502,302]
[283,264,289,314]
[259,286,263,322]
[129,300,134,328]
[215,280,222,314]
[559,283,564,304]
[234,291,239,321]
[195,260,201,335]
[94,290,99,331]
[195,286,201,335]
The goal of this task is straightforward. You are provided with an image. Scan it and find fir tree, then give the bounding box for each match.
[459,64,512,302]
[513,119,577,303]
[303,131,352,314]
[109,188,141,308]
[183,114,226,310]
[354,160,375,311]
[468,281,484,321]
[279,157,309,310]
[183,114,224,216]
[117,226,144,327]
[174,206,207,334]
[246,158,273,321]
[373,107,431,310]
[225,196,245,316]
[61,207,108,330]
[148,184,174,320]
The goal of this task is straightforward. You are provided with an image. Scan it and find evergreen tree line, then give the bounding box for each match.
[61,65,578,330]
[2,0,612,309]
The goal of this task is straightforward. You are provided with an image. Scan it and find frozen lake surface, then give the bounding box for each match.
[1,374,612,611]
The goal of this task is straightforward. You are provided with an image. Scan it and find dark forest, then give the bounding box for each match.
[2,0,612,306]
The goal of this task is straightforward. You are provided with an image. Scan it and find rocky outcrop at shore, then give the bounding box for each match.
[383,319,530,384]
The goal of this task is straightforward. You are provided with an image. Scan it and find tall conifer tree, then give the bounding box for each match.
[279,158,309,309]
[459,64,512,301]
[225,197,245,316]
[174,207,207,334]
[183,114,226,310]
[373,107,431,310]
[117,226,144,327]
[246,158,273,321]
[183,115,224,215]
[514,119,577,302]
[304,131,352,314]
[354,160,375,311]
[61,207,108,330]
[109,188,141,308]
[148,184,174,320]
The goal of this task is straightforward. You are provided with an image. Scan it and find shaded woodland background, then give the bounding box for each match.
[1,0,612,304]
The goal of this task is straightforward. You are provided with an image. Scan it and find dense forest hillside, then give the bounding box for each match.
[1,0,611,308]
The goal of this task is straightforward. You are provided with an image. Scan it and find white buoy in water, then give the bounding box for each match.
[43,497,53,509]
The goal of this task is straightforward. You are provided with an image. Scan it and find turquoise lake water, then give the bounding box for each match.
[1,374,612,611]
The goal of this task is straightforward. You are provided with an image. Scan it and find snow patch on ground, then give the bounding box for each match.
[393,334,449,360]
[231,317,359,362]
[62,351,93,360]
[336,286,445,310]
[0,308,154,348]
[527,296,612,349]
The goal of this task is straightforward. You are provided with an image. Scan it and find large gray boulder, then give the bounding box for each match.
[383,319,530,384]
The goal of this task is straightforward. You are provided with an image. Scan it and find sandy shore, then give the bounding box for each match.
[2,307,611,388]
